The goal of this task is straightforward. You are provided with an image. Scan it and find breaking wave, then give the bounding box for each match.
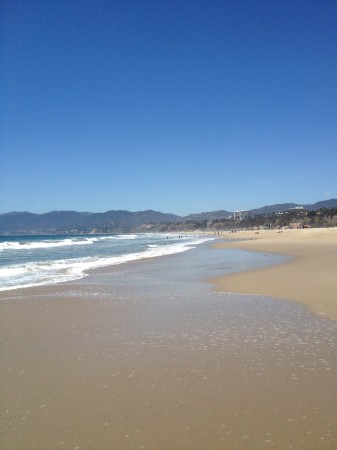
[0,235,213,291]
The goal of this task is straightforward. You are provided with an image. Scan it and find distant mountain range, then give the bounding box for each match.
[0,210,181,234]
[0,199,336,234]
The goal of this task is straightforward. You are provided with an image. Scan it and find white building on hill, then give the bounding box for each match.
[234,210,250,220]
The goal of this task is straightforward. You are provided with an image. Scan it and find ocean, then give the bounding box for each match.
[0,233,213,291]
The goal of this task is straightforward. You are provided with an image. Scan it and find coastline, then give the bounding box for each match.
[210,227,337,320]
[1,239,337,449]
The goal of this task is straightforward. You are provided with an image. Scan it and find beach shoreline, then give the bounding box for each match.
[1,234,337,449]
[210,227,337,321]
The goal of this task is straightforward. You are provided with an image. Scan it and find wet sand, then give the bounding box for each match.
[1,244,337,449]
[212,227,337,320]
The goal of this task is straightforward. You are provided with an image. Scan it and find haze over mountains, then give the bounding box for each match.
[0,199,336,234]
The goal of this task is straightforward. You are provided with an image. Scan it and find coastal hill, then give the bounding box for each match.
[0,210,181,234]
[249,199,337,215]
[0,199,336,234]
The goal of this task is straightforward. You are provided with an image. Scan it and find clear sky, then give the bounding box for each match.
[1,0,336,215]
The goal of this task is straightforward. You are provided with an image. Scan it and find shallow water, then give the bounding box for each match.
[1,243,336,449]
[0,233,212,291]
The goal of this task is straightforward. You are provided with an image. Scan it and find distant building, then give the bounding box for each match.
[288,206,305,211]
[276,206,307,216]
[234,210,250,220]
[287,206,307,216]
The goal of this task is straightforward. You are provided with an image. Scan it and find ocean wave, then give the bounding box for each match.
[0,237,98,251]
[102,234,138,240]
[0,236,213,291]
[0,234,140,252]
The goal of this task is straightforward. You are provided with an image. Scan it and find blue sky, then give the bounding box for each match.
[1,0,336,215]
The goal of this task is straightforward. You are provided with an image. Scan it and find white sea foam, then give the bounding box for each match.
[0,234,140,251]
[105,234,138,240]
[0,237,97,251]
[0,236,213,291]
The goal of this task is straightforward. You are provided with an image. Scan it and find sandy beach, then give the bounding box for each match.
[212,227,337,321]
[1,238,337,449]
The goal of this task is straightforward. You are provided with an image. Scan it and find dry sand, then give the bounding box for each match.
[211,227,337,320]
